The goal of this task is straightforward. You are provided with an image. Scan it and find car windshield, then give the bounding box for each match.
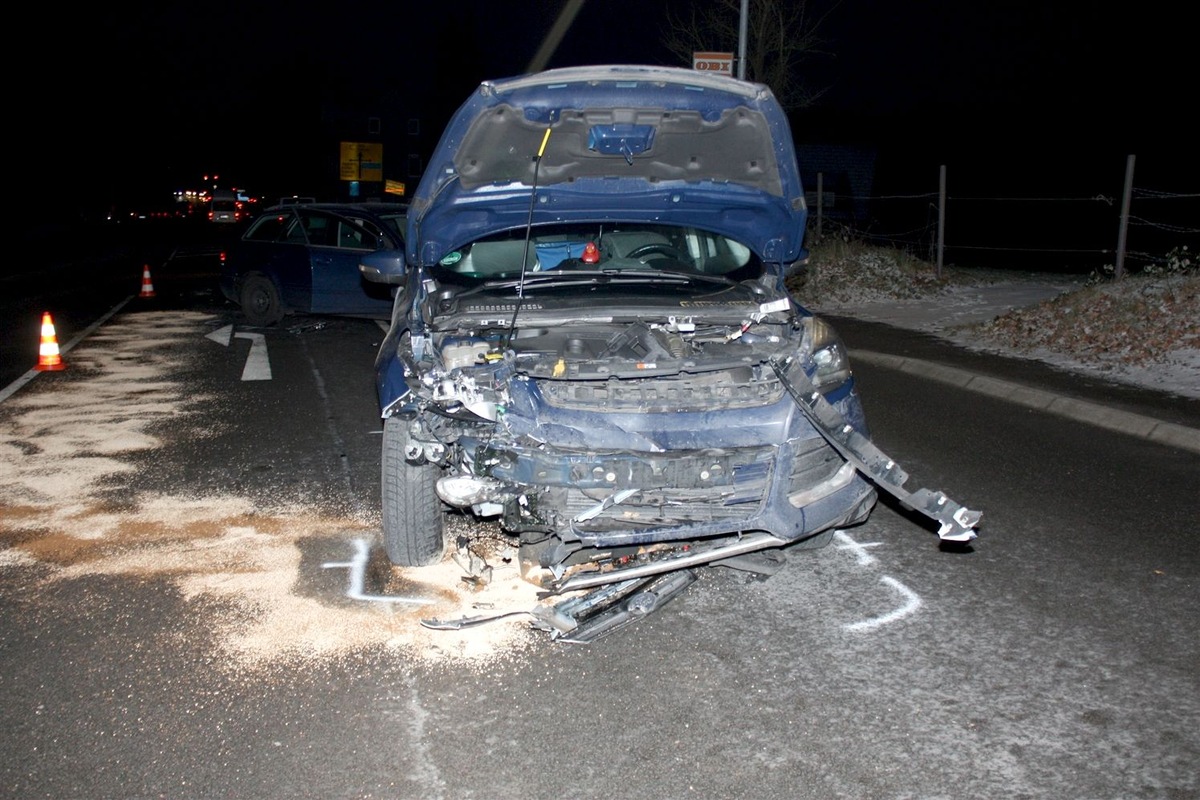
[430,223,762,285]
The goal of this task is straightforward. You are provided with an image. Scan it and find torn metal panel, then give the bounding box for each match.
[422,569,700,645]
[546,531,790,594]
[771,355,981,542]
[554,570,699,644]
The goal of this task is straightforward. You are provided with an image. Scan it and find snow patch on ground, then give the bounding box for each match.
[792,246,1200,399]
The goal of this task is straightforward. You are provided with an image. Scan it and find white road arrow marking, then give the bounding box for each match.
[205,325,233,346]
[234,332,271,380]
[205,325,272,381]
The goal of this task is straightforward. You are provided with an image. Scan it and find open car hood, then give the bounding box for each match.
[407,65,809,267]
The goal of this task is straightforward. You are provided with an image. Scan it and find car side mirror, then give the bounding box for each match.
[359,249,407,285]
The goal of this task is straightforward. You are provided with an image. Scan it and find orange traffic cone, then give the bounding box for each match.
[36,311,66,371]
[139,264,156,298]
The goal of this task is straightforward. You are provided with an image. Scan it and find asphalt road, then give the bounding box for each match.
[1,256,1197,798]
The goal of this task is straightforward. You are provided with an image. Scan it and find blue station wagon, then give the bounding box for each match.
[220,201,407,326]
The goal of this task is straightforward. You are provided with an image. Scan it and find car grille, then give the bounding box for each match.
[788,435,847,495]
[562,435,845,532]
[538,370,786,412]
[565,458,771,530]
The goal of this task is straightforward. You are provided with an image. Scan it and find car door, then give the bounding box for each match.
[228,208,311,310]
[302,210,395,317]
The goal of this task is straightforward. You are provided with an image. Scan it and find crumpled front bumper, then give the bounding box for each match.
[456,384,878,550]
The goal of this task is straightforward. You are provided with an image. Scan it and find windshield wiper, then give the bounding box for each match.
[490,268,737,289]
[456,269,740,301]
[478,270,697,291]
[473,271,620,293]
[597,268,739,288]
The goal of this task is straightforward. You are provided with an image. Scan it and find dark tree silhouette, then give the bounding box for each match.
[661,0,839,110]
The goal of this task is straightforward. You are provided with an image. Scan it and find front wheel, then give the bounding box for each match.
[239,273,284,326]
[381,416,446,566]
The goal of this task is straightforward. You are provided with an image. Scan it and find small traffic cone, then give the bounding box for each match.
[36,311,66,371]
[139,264,156,298]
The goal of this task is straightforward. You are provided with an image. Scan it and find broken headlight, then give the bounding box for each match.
[807,316,852,390]
[427,369,502,422]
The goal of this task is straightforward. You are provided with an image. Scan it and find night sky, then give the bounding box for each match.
[17,0,1195,212]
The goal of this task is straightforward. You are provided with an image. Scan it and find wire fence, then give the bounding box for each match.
[805,157,1199,275]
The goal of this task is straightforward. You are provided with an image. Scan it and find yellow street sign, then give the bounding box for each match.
[340,141,384,182]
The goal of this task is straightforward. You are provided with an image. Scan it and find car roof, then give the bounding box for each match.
[260,201,408,216]
[407,64,807,267]
[248,201,408,247]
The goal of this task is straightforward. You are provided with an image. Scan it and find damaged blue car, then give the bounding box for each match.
[362,65,979,642]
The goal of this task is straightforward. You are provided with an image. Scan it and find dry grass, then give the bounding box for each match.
[786,239,952,304]
[972,273,1200,366]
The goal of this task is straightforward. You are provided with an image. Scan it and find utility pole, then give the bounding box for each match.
[526,0,586,74]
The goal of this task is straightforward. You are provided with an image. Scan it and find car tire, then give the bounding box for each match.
[381,416,446,566]
[239,273,284,326]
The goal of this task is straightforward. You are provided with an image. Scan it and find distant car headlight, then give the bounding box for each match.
[806,316,852,390]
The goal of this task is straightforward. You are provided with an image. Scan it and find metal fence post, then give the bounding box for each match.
[1115,154,1135,280]
[937,165,946,278]
[816,172,824,242]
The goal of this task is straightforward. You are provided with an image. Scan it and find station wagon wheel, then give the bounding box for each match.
[380,416,446,566]
[239,273,284,326]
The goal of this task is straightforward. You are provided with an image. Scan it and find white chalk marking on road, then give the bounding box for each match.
[321,538,438,605]
[233,332,272,380]
[843,576,922,632]
[833,529,883,566]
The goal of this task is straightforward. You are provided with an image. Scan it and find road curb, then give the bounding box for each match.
[851,350,1200,456]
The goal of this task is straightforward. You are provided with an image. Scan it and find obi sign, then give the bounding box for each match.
[692,52,733,75]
